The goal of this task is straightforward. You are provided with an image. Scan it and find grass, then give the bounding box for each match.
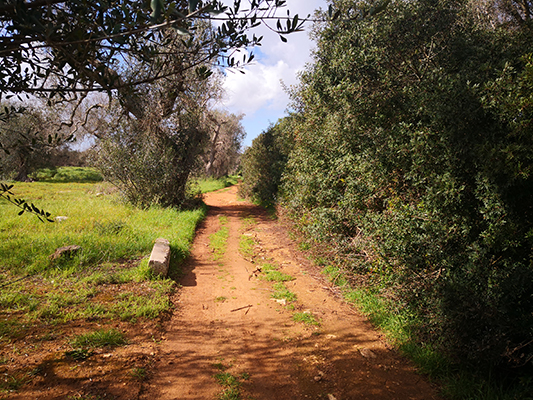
[261,266,295,282]
[238,234,255,259]
[0,181,205,276]
[193,176,239,193]
[214,369,250,400]
[320,264,533,400]
[31,167,103,183]
[271,283,297,302]
[292,311,320,326]
[70,328,127,349]
[210,216,229,261]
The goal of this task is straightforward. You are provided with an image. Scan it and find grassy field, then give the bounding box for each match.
[0,168,232,339]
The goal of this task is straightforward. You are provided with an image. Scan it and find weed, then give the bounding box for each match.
[298,242,311,251]
[212,362,228,371]
[0,373,26,392]
[238,235,255,258]
[262,270,295,282]
[215,372,241,387]
[271,283,297,302]
[130,367,146,381]
[218,386,240,400]
[292,312,320,326]
[215,296,227,303]
[210,227,229,261]
[214,372,242,400]
[65,348,93,361]
[70,329,127,349]
[240,216,257,230]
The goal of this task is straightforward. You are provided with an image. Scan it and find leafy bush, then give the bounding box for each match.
[243,0,533,379]
[239,117,294,206]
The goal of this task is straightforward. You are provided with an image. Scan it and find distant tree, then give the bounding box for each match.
[0,104,72,181]
[239,116,295,205]
[203,110,245,178]
[0,0,307,214]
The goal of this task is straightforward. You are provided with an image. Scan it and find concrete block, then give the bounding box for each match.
[149,238,171,277]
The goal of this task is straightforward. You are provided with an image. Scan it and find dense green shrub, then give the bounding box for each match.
[239,117,295,205]
[244,0,533,375]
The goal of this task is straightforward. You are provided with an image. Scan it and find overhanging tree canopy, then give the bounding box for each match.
[0,0,305,99]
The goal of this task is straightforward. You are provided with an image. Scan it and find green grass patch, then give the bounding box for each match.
[271,283,297,302]
[31,167,104,183]
[238,234,255,259]
[214,370,249,400]
[262,269,295,282]
[70,328,127,349]
[292,311,320,326]
[193,176,239,193]
[210,217,229,261]
[0,179,205,349]
[240,215,257,230]
[0,181,205,275]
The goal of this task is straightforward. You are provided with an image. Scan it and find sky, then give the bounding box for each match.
[219,0,327,148]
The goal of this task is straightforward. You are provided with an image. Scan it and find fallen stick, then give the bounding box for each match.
[230,305,253,312]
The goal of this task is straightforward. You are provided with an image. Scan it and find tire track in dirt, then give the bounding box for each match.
[140,185,441,400]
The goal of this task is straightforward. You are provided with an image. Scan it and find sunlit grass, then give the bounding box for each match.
[271,283,297,302]
[209,216,229,261]
[0,181,205,275]
[193,175,239,193]
[70,328,127,349]
[292,311,320,326]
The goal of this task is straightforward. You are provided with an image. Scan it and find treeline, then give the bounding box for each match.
[241,0,533,389]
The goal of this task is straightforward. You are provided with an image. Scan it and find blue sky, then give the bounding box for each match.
[219,0,327,148]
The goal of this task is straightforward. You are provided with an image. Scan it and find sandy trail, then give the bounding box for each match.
[140,185,441,400]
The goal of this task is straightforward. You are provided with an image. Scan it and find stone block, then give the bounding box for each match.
[149,238,171,277]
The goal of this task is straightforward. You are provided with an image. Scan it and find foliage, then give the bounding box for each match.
[202,110,246,178]
[0,0,305,99]
[241,0,533,383]
[1,0,307,214]
[31,167,103,183]
[0,104,73,181]
[70,329,127,349]
[239,116,295,205]
[0,181,205,275]
[0,182,53,222]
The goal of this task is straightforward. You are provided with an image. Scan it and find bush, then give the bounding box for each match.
[239,117,294,206]
[243,0,533,376]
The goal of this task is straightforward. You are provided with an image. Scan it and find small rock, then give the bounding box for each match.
[360,348,377,359]
[314,375,322,382]
[49,245,81,261]
[327,395,338,400]
[55,216,68,222]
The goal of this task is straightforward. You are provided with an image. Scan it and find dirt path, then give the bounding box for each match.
[139,186,441,400]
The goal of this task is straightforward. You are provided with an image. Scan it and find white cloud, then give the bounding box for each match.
[219,0,326,117]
